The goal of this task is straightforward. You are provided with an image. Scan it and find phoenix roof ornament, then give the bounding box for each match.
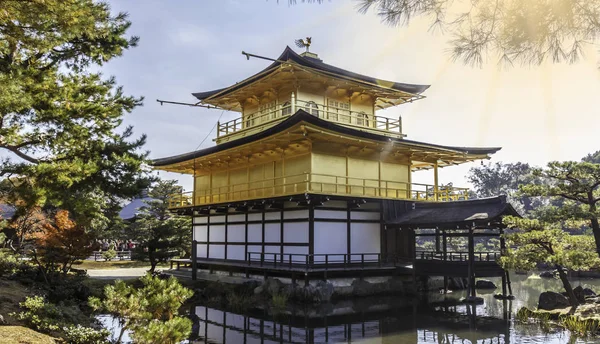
[295,37,312,52]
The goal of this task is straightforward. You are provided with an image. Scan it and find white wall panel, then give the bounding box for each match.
[227,245,245,260]
[197,244,208,258]
[350,211,380,221]
[209,225,225,241]
[194,226,207,242]
[284,209,309,219]
[264,223,280,242]
[351,223,380,255]
[227,224,245,242]
[248,213,262,221]
[209,245,225,259]
[228,214,245,222]
[265,212,281,220]
[315,209,347,219]
[248,224,262,242]
[283,222,308,243]
[193,216,208,224]
[264,246,280,254]
[283,246,308,263]
[210,215,226,223]
[314,222,347,257]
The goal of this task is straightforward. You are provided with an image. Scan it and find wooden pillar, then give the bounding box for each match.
[435,228,440,253]
[191,239,197,280]
[291,90,296,113]
[433,161,439,201]
[468,226,476,298]
[442,228,448,291]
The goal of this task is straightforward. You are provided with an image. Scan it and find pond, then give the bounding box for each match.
[187,273,600,344]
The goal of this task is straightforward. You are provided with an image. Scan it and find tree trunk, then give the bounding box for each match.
[588,199,600,257]
[148,247,156,273]
[556,264,579,308]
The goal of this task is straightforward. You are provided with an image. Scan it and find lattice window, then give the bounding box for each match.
[327,99,350,123]
[305,101,319,116]
[281,101,292,116]
[356,111,369,126]
[259,101,276,121]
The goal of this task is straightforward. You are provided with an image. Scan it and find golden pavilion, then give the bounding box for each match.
[154,46,516,294]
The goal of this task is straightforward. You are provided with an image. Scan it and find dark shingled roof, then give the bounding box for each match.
[192,46,430,101]
[386,195,520,228]
[152,110,502,167]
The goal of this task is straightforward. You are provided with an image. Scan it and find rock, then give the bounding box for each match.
[539,270,556,278]
[584,288,597,298]
[461,296,484,304]
[538,291,570,310]
[475,280,497,290]
[315,280,334,303]
[263,278,284,296]
[351,279,373,296]
[573,286,587,304]
[253,286,264,295]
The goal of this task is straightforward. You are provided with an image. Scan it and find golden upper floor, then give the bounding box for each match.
[154,112,500,208]
[192,47,428,144]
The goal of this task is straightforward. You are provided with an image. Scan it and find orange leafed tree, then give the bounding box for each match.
[5,204,48,254]
[31,210,93,281]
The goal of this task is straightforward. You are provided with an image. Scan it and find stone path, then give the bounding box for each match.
[87,267,149,280]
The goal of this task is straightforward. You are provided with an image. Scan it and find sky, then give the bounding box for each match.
[104,0,600,191]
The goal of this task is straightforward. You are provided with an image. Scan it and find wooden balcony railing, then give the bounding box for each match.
[415,250,501,262]
[216,99,402,140]
[167,173,469,208]
[246,252,405,271]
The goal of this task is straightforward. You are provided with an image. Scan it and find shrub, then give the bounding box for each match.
[11,296,62,332]
[89,273,194,344]
[271,293,288,310]
[63,324,110,344]
[0,249,19,276]
[101,249,117,262]
[11,295,102,340]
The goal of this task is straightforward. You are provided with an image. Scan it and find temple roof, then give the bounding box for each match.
[385,195,520,228]
[192,46,430,103]
[153,110,501,170]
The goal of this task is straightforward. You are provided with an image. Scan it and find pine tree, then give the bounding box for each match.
[129,180,191,272]
[89,273,194,344]
[0,0,151,226]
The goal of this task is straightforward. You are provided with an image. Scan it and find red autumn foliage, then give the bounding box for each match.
[31,210,93,278]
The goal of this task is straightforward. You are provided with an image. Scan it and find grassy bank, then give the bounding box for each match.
[3,326,58,344]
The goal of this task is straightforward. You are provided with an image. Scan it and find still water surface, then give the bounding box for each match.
[188,274,600,344]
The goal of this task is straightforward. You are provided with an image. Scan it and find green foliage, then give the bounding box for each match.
[519,160,600,253]
[500,217,600,272]
[11,296,62,332]
[0,0,152,228]
[11,295,107,342]
[128,180,191,272]
[101,249,117,262]
[0,248,19,276]
[355,0,600,67]
[63,325,110,344]
[560,315,600,337]
[226,292,253,313]
[271,293,288,310]
[89,273,194,344]
[468,162,539,213]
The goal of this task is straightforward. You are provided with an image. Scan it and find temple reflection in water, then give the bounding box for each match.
[190,300,511,344]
